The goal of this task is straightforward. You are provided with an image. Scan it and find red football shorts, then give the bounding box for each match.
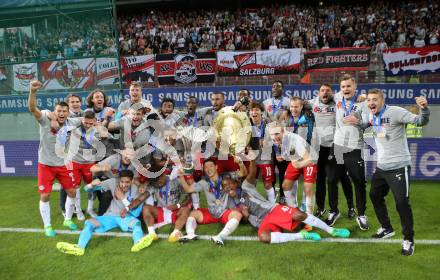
[258,205,301,236]
[37,163,75,193]
[284,163,318,183]
[72,161,95,187]
[257,164,275,184]
[155,207,178,224]
[198,208,233,225]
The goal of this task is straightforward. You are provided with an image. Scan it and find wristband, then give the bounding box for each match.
[122,198,130,207]
[177,203,181,209]
[125,206,129,211]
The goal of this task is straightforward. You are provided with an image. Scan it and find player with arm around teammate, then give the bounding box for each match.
[56,170,154,256]
[177,157,246,246]
[227,157,350,243]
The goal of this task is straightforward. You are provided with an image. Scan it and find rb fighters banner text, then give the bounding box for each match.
[304,47,371,72]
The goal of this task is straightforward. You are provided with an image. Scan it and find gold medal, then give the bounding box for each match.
[215,199,221,206]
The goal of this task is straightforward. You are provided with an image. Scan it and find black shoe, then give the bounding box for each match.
[314,208,326,219]
[372,227,395,239]
[401,240,414,256]
[326,211,340,226]
[356,215,369,231]
[347,208,356,219]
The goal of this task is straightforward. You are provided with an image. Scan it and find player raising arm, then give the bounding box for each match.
[366,89,430,256]
[28,80,82,237]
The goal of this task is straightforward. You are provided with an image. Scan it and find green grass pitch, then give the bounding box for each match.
[0,177,439,280]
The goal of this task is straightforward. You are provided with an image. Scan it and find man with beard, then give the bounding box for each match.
[28,80,82,236]
[309,84,355,225]
[141,167,191,243]
[366,89,429,256]
[177,158,246,246]
[203,92,226,127]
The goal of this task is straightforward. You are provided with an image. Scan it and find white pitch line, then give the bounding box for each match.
[1,227,440,245]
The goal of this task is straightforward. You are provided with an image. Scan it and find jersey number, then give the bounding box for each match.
[306,166,314,176]
[265,167,272,176]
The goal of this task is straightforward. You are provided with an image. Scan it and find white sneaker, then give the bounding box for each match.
[87,209,97,218]
[356,215,369,231]
[76,210,86,221]
[210,235,224,247]
[179,234,199,243]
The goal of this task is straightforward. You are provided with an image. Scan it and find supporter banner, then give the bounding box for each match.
[12,63,38,92]
[304,47,371,72]
[1,83,438,113]
[40,58,95,90]
[217,49,301,76]
[382,46,440,76]
[96,57,119,85]
[155,52,216,84]
[120,55,155,85]
[1,138,439,180]
[0,65,12,93]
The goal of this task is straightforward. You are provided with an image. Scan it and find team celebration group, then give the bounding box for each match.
[27,74,429,257]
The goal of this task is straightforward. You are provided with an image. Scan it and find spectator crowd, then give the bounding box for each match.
[0,1,439,63]
[117,1,439,56]
[1,13,116,63]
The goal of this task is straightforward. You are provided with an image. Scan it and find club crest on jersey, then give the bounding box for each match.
[337,101,342,109]
[314,106,335,113]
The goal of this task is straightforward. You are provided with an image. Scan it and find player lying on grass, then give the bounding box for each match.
[226,158,350,243]
[56,170,154,256]
[177,157,247,246]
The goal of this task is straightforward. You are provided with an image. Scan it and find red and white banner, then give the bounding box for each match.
[96,57,119,85]
[120,55,155,85]
[217,49,301,76]
[40,58,95,89]
[382,46,440,76]
[12,63,38,92]
[155,52,216,84]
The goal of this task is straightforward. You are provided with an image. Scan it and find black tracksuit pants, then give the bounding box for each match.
[370,166,414,241]
[316,145,354,212]
[334,145,367,216]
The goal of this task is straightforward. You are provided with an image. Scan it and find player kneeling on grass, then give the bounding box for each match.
[140,165,191,243]
[177,157,246,246]
[56,170,154,256]
[228,158,350,243]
